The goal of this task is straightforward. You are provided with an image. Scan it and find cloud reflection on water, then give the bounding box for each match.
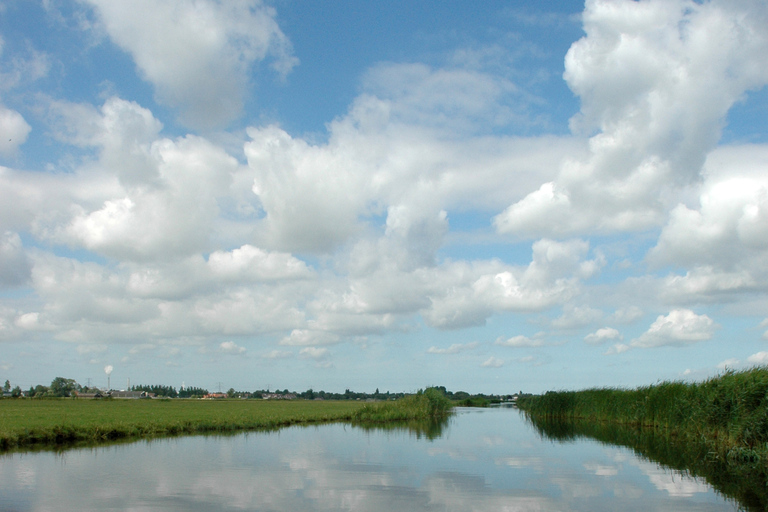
[0,408,735,511]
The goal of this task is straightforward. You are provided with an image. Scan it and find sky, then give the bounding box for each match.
[1,0,768,395]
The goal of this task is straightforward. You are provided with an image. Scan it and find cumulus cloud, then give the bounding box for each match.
[631,309,717,348]
[84,0,297,128]
[427,342,478,355]
[495,0,768,238]
[584,327,622,345]
[646,145,768,302]
[747,352,768,365]
[299,346,328,360]
[220,341,246,355]
[717,358,741,370]
[262,349,292,360]
[207,245,313,282]
[481,356,504,368]
[42,97,248,262]
[0,231,31,287]
[551,304,603,329]
[424,239,602,329]
[0,106,31,156]
[279,329,339,347]
[495,334,545,348]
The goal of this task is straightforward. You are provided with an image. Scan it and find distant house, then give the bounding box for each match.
[262,393,296,400]
[202,393,228,399]
[110,390,155,399]
[73,391,104,399]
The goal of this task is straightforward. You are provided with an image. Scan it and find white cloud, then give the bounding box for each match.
[207,245,313,282]
[551,304,603,329]
[610,306,643,324]
[646,145,768,302]
[44,97,244,262]
[425,239,601,329]
[299,347,328,360]
[604,343,631,356]
[717,358,741,370]
[481,356,504,368]
[0,231,31,287]
[0,106,31,155]
[84,0,297,128]
[361,62,524,134]
[495,334,545,348]
[630,309,717,348]
[427,342,478,355]
[262,350,292,360]
[584,327,622,345]
[279,329,339,347]
[220,341,246,355]
[495,0,768,238]
[747,352,768,365]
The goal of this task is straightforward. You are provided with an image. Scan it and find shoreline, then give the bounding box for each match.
[0,388,454,452]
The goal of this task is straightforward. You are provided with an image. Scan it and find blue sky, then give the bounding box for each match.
[1,0,768,395]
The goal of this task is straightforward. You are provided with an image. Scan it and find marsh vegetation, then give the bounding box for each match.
[518,367,768,511]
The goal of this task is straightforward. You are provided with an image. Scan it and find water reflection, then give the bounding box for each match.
[525,413,762,511]
[0,408,738,511]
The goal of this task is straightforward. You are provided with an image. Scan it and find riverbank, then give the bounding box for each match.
[517,367,768,507]
[0,388,455,451]
[517,367,768,453]
[0,399,366,451]
[351,387,453,423]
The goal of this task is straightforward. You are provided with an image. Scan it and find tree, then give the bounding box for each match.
[3,380,10,393]
[49,377,79,397]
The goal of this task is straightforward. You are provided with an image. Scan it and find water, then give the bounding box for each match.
[0,407,738,511]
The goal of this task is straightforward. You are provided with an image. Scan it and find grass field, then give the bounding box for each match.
[0,387,456,451]
[0,398,366,451]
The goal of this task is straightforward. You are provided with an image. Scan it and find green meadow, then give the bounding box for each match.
[0,398,364,451]
[0,387,454,451]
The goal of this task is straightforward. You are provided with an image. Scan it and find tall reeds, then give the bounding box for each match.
[351,387,453,423]
[517,367,768,450]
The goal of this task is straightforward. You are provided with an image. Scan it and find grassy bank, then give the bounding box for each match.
[517,367,768,452]
[0,389,455,451]
[0,398,366,451]
[351,387,453,423]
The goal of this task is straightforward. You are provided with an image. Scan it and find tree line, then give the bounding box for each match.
[2,377,518,403]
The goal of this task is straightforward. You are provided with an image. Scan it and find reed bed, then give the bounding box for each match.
[351,387,453,423]
[517,367,768,453]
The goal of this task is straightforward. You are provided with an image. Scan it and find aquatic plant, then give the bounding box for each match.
[518,367,768,451]
[351,387,453,423]
[517,367,768,511]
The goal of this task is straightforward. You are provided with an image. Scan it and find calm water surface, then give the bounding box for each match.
[0,407,737,511]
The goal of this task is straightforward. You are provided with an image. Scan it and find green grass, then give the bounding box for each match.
[350,387,453,423]
[0,398,366,451]
[0,389,455,451]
